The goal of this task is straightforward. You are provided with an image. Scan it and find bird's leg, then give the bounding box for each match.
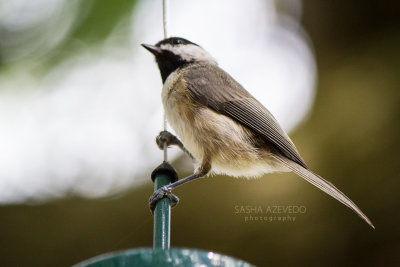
[156,130,194,160]
[149,160,211,212]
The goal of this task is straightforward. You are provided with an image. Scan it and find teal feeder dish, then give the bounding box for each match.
[74,248,254,267]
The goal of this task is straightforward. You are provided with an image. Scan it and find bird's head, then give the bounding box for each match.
[142,37,217,82]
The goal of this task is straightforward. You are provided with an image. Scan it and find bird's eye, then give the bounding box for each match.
[173,39,182,45]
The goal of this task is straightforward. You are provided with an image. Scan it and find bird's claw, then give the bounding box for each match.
[149,185,180,213]
[156,130,178,150]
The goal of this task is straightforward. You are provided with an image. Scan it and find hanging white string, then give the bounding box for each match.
[162,0,169,39]
[162,0,169,162]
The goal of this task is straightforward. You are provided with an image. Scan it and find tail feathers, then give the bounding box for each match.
[274,155,375,229]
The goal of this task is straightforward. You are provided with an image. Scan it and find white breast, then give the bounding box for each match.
[161,69,289,178]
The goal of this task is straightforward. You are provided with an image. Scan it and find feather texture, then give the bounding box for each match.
[183,64,307,168]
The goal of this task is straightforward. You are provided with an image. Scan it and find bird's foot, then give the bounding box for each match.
[149,185,180,213]
[156,130,179,150]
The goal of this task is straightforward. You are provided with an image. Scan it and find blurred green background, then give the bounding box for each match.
[1,1,400,266]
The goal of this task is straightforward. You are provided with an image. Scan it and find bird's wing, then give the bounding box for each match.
[183,64,308,168]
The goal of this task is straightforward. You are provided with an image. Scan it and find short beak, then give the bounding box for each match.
[141,44,163,56]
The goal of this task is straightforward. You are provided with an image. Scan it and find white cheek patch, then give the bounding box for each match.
[160,44,217,64]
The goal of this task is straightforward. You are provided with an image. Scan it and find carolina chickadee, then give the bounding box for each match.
[142,37,374,228]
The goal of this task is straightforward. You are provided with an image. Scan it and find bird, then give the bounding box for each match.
[141,37,374,228]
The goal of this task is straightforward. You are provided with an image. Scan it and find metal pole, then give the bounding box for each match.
[151,162,177,249]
